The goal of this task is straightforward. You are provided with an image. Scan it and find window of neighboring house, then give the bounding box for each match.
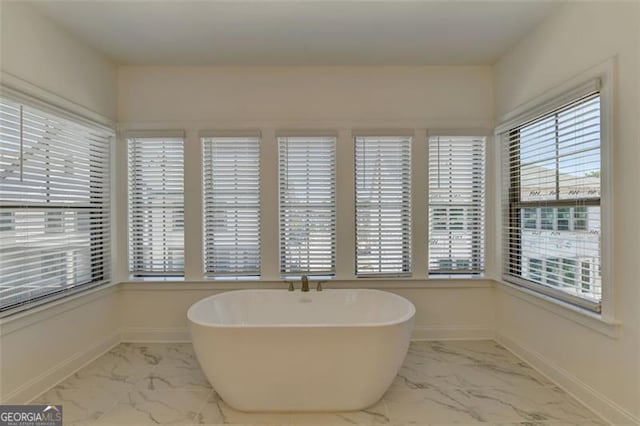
[45,211,65,233]
[0,212,15,232]
[428,136,485,276]
[0,97,111,313]
[128,135,184,276]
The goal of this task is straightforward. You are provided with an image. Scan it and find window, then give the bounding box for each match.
[278,136,336,276]
[428,136,485,276]
[503,89,602,311]
[557,207,570,231]
[202,136,260,277]
[540,207,554,230]
[0,97,111,312]
[128,134,184,276]
[523,208,537,229]
[355,136,411,276]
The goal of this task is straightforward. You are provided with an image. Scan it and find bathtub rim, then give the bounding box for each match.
[187,288,416,329]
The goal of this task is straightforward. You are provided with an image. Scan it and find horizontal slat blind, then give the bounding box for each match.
[355,136,411,276]
[428,136,485,275]
[278,136,336,276]
[202,136,260,276]
[0,98,111,312]
[128,136,184,275]
[502,92,602,311]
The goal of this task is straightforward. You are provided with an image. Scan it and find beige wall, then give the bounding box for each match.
[0,1,120,403]
[493,2,640,423]
[120,283,495,342]
[118,65,493,125]
[0,1,117,119]
[116,64,496,342]
[0,287,121,403]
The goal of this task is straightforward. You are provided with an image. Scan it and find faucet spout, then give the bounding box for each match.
[301,275,309,292]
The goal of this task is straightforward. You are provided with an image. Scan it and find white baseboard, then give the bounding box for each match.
[496,332,639,426]
[2,333,120,405]
[120,327,190,343]
[411,325,494,341]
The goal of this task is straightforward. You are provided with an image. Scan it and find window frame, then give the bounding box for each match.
[126,131,186,278]
[496,64,614,319]
[0,90,113,316]
[201,134,261,278]
[277,134,337,278]
[427,135,486,277]
[354,134,413,278]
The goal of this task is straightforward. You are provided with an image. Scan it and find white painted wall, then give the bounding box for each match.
[0,1,117,119]
[120,282,496,342]
[493,2,640,424]
[0,286,121,403]
[116,65,497,342]
[117,66,492,126]
[0,2,120,403]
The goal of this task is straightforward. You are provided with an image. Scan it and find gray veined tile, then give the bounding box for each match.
[384,385,597,424]
[194,391,390,425]
[384,387,489,424]
[395,362,553,392]
[286,399,389,424]
[32,383,124,424]
[96,389,210,424]
[450,362,554,390]
[422,340,527,367]
[31,342,605,426]
[154,344,200,370]
[137,366,213,392]
[197,395,292,424]
[96,343,166,375]
[481,420,609,426]
[191,391,226,424]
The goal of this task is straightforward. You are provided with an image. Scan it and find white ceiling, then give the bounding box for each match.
[28,1,561,66]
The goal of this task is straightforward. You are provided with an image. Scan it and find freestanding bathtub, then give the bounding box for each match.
[187,289,415,412]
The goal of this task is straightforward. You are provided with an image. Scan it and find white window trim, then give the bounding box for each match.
[426,129,490,279]
[278,134,337,276]
[117,123,492,286]
[428,135,488,280]
[0,79,115,317]
[494,57,615,323]
[126,130,186,277]
[354,133,414,277]
[201,132,261,277]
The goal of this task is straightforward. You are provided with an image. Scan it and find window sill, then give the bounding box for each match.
[0,282,119,334]
[495,280,620,338]
[127,276,185,282]
[119,277,494,291]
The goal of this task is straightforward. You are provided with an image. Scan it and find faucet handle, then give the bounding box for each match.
[316,280,327,291]
[285,281,295,291]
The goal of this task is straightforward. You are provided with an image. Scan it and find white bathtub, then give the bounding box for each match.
[187,289,415,412]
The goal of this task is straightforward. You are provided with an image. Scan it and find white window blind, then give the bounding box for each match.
[502,91,602,312]
[128,135,184,276]
[0,97,111,313]
[355,136,411,276]
[278,136,336,276]
[428,136,485,275]
[202,136,260,276]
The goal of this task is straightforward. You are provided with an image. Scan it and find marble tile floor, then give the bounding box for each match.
[33,340,608,426]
